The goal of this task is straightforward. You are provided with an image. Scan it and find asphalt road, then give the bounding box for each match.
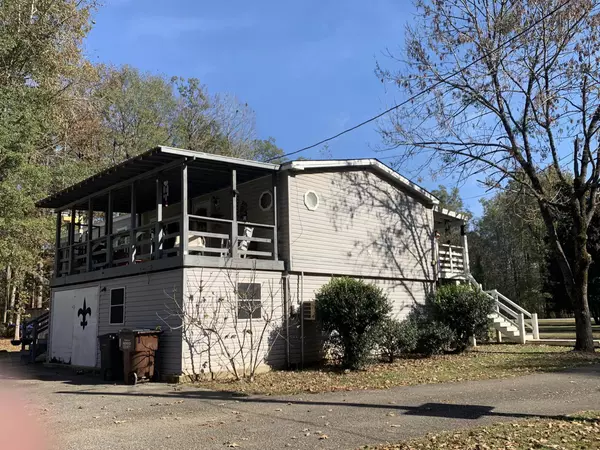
[1,356,599,450]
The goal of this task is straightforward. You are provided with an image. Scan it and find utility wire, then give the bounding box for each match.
[269,0,576,162]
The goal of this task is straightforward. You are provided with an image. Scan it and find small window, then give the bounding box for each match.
[109,288,125,325]
[304,190,319,211]
[259,190,273,211]
[237,283,261,319]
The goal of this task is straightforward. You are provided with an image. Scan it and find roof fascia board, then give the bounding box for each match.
[160,146,280,171]
[281,159,439,205]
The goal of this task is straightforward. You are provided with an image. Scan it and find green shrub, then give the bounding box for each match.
[426,284,495,352]
[375,318,419,362]
[413,320,455,355]
[315,277,391,369]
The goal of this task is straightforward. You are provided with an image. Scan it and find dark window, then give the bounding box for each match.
[110,288,125,324]
[237,283,261,319]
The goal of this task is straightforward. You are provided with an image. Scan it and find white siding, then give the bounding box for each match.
[288,170,435,280]
[287,273,431,364]
[50,269,184,375]
[182,268,286,378]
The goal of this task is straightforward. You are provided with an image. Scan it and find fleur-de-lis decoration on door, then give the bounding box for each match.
[78,298,92,330]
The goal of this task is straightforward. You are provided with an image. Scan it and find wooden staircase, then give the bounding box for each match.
[467,275,539,344]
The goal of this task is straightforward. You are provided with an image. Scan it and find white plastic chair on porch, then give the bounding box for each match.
[238,226,254,258]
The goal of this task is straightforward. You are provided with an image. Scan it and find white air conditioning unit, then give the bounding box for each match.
[302,301,316,321]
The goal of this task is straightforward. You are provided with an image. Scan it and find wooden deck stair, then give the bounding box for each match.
[467,275,539,344]
[489,312,534,343]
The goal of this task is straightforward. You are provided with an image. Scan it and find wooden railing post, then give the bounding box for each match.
[130,182,137,264]
[68,208,76,275]
[107,190,113,268]
[272,172,278,261]
[87,198,93,272]
[517,313,527,344]
[494,289,500,313]
[154,176,163,261]
[181,162,189,260]
[54,211,61,278]
[231,169,238,259]
[531,313,539,340]
[448,245,454,273]
[461,225,470,275]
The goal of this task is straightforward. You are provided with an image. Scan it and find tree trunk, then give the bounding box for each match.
[2,266,10,323]
[571,244,596,352]
[539,204,595,352]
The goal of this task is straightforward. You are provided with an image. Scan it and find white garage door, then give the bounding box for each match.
[50,286,99,367]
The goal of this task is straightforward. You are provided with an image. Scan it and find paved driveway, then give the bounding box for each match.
[1,355,600,450]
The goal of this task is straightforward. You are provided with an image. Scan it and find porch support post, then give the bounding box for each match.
[461,224,470,275]
[231,169,238,259]
[68,208,76,275]
[130,183,137,264]
[107,190,113,268]
[181,162,189,260]
[54,210,61,277]
[272,172,278,261]
[154,175,163,260]
[87,198,93,272]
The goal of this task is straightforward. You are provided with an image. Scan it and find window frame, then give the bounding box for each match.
[304,190,320,211]
[109,287,126,325]
[259,190,273,211]
[237,282,262,320]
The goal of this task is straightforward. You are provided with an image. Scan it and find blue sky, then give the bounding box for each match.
[85,0,490,216]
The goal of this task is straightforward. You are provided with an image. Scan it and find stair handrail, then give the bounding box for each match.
[467,275,539,340]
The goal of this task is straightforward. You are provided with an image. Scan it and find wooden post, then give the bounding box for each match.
[154,176,163,260]
[532,313,539,340]
[107,190,113,268]
[231,169,238,259]
[461,225,470,275]
[517,313,527,344]
[448,245,454,273]
[54,211,61,278]
[87,198,93,272]
[68,208,76,275]
[496,329,503,343]
[181,163,189,259]
[130,183,137,264]
[272,173,278,261]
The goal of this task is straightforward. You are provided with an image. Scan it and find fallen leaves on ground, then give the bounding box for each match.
[193,345,600,396]
[367,411,600,449]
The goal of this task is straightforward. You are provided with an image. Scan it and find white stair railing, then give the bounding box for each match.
[466,274,539,342]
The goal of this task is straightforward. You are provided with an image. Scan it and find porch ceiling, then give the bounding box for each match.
[36,146,279,210]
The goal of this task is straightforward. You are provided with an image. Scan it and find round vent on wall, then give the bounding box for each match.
[259,190,273,211]
[304,190,319,211]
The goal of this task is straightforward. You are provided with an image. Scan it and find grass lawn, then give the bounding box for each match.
[195,344,600,396]
[368,411,600,449]
[538,318,600,339]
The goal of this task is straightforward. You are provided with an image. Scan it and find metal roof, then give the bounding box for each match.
[36,146,279,209]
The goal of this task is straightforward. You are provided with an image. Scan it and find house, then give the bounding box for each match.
[36,146,469,379]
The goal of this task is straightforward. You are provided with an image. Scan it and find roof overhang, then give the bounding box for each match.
[433,206,468,222]
[36,146,279,210]
[281,159,439,205]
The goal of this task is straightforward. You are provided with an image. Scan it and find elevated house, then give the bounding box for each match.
[36,146,535,379]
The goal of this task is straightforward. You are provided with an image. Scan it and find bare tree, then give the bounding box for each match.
[159,268,285,381]
[378,0,600,351]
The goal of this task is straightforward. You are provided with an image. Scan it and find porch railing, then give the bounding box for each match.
[55,215,276,277]
[438,243,465,277]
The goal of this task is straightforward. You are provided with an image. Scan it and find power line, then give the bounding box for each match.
[269,0,576,162]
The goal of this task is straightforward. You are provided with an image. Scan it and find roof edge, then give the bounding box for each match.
[281,159,439,205]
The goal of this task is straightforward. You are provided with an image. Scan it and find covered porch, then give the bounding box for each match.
[433,207,469,280]
[38,147,284,284]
